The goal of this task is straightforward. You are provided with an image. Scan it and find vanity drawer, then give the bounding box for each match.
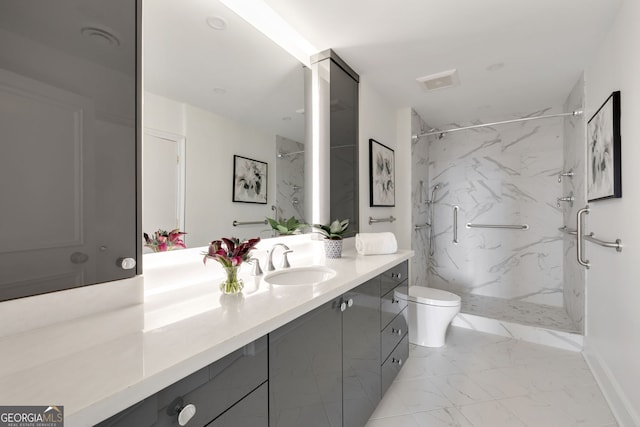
[381,335,409,395]
[381,308,408,361]
[156,336,267,426]
[380,261,408,296]
[381,282,407,330]
[98,336,268,427]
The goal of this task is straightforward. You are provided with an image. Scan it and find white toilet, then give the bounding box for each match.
[396,286,461,347]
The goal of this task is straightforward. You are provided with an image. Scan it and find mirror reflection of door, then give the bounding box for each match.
[142,129,186,247]
[0,69,96,298]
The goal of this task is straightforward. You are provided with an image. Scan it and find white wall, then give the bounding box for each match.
[144,92,276,247]
[358,77,412,250]
[583,0,640,425]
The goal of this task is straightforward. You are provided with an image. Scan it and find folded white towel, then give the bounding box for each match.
[355,232,398,255]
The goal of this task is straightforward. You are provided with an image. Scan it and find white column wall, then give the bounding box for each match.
[583,0,640,425]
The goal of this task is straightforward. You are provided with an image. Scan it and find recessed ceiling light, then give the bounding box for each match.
[416,69,460,92]
[206,16,228,30]
[486,62,505,72]
[80,26,120,47]
[212,87,227,95]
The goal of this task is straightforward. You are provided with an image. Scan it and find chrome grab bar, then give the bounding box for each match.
[369,216,396,225]
[559,226,623,252]
[576,206,590,268]
[585,233,623,252]
[414,223,430,231]
[233,219,268,227]
[453,206,459,244]
[466,223,529,230]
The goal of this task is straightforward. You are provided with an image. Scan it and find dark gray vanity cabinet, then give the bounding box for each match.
[270,274,396,427]
[342,278,381,427]
[0,0,140,301]
[96,337,268,427]
[207,382,268,427]
[379,261,409,395]
[269,297,344,427]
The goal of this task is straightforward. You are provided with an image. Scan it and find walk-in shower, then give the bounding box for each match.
[410,82,587,338]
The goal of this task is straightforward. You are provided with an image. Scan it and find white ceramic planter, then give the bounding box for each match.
[324,239,343,259]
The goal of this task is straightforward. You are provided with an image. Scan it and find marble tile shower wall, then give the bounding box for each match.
[562,76,586,331]
[411,110,431,287]
[426,111,565,307]
[275,135,305,222]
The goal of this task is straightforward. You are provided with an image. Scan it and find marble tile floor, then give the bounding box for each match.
[366,327,616,427]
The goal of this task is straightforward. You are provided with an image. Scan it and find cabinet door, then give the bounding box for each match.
[0,0,138,301]
[343,278,381,427]
[269,299,343,427]
[207,382,268,427]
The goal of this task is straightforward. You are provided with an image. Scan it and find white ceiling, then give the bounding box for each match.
[265,0,623,127]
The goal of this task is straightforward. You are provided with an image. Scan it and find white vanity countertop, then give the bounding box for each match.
[0,236,412,427]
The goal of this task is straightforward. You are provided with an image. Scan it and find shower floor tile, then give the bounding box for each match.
[367,327,617,427]
[428,287,581,333]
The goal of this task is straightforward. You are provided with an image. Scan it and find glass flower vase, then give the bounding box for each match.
[220,265,244,295]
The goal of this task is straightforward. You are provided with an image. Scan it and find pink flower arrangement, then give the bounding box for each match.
[203,237,260,267]
[144,229,187,252]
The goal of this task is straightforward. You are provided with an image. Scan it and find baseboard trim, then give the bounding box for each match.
[583,346,640,427]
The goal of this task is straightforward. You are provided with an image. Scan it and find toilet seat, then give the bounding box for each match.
[396,286,461,307]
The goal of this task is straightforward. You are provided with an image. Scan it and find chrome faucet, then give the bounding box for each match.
[266,243,293,271]
[248,258,263,276]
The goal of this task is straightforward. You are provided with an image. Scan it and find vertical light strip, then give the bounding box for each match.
[311,62,321,224]
[219,0,316,67]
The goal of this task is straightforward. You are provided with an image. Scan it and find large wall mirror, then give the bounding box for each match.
[143,0,308,250]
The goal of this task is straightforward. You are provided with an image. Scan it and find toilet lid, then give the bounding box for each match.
[396,286,461,307]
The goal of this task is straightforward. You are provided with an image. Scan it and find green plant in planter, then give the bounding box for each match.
[313,219,350,240]
[266,216,307,235]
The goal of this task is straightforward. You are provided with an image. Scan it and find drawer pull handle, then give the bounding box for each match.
[392,357,402,366]
[178,404,196,426]
[391,328,402,336]
[391,272,402,279]
[167,398,197,426]
[391,298,399,304]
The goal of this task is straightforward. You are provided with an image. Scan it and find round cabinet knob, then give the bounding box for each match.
[117,257,136,270]
[392,357,402,366]
[347,298,354,308]
[178,403,196,426]
[391,272,402,279]
[340,302,347,312]
[392,328,402,336]
[391,298,399,304]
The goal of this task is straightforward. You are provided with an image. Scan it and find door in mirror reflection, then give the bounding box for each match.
[0,0,139,301]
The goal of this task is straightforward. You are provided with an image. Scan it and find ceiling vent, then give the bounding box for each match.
[416,69,460,92]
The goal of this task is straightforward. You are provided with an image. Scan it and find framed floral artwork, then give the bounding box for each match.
[587,91,621,201]
[232,155,268,204]
[369,139,395,207]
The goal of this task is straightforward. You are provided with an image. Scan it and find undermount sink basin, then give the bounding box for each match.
[264,266,336,286]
